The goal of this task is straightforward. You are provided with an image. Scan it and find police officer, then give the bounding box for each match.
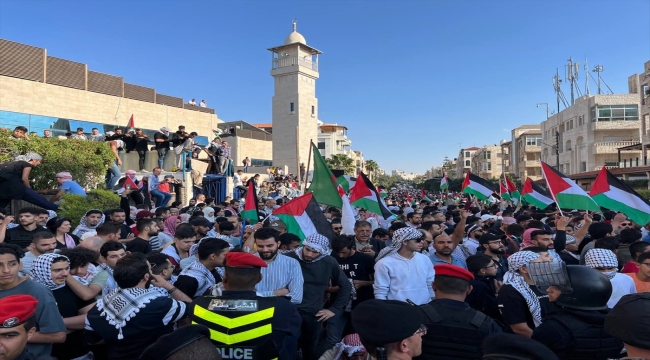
[529,263,624,359]
[414,264,501,360]
[189,252,301,360]
[352,299,426,360]
[0,295,55,360]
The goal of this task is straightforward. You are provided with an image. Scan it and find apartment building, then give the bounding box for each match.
[540,93,641,175]
[511,125,543,180]
[471,145,502,180]
[631,60,650,166]
[455,147,479,178]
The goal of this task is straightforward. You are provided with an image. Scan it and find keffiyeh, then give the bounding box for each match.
[179,260,216,297]
[97,287,163,339]
[376,227,422,262]
[584,248,618,280]
[331,333,367,360]
[30,253,69,291]
[503,251,543,326]
[294,234,331,263]
[163,215,179,237]
[520,228,538,249]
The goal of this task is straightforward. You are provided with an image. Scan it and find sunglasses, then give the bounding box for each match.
[620,223,631,227]
[332,227,343,230]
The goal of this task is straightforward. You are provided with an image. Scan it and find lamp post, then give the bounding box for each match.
[536,103,550,119]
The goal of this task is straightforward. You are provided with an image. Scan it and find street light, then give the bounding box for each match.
[536,103,550,119]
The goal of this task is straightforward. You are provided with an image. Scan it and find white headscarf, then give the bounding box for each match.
[202,207,216,222]
[375,227,422,262]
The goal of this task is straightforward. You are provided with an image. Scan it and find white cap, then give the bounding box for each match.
[480,214,497,222]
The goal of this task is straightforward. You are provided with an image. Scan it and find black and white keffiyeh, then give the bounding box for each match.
[375,227,422,262]
[584,248,618,280]
[30,253,69,291]
[503,251,543,326]
[179,260,216,297]
[98,287,163,339]
[295,234,331,263]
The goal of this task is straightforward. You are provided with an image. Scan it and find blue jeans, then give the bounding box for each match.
[150,189,172,207]
[157,148,169,169]
[105,161,121,189]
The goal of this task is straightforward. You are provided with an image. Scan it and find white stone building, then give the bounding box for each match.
[455,147,479,178]
[317,123,352,159]
[511,125,542,180]
[631,60,650,166]
[540,93,641,175]
[471,145,502,180]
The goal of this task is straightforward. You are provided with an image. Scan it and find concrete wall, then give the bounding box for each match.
[230,136,273,165]
[0,75,222,138]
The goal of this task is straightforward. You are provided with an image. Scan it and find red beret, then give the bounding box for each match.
[0,295,38,328]
[434,264,474,282]
[136,211,155,219]
[226,252,268,268]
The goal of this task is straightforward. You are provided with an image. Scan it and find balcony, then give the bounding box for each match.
[593,141,641,154]
[590,120,640,131]
[522,160,541,168]
[272,56,318,71]
[523,145,541,153]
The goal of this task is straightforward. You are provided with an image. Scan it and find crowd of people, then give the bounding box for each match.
[2,131,650,359]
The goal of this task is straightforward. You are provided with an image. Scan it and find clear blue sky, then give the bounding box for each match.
[1,1,648,174]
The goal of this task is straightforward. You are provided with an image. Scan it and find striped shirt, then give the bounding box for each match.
[255,253,304,304]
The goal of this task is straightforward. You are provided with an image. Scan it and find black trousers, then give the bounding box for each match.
[137,150,147,170]
[298,310,322,359]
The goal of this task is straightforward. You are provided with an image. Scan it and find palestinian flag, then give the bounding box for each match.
[462,172,494,200]
[590,167,650,226]
[273,192,336,241]
[521,177,554,209]
[541,162,600,212]
[440,173,449,191]
[350,172,394,219]
[123,176,141,190]
[337,175,357,193]
[499,180,511,200]
[505,175,521,201]
[307,142,343,208]
[420,189,433,202]
[377,187,388,198]
[241,181,260,225]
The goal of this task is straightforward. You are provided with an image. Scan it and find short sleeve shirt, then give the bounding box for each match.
[497,283,555,331]
[0,280,66,356]
[60,180,86,196]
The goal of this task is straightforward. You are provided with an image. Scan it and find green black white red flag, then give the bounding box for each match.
[350,172,394,219]
[241,180,260,225]
[590,167,650,226]
[273,192,336,241]
[540,161,600,212]
[440,173,449,191]
[307,142,343,208]
[462,172,494,200]
[521,177,554,209]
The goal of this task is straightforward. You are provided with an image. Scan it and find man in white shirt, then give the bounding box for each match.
[374,227,435,305]
[188,98,196,106]
[234,170,247,198]
[199,100,207,107]
[253,228,303,304]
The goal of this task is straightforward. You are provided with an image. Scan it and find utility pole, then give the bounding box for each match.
[594,65,604,94]
[555,130,560,171]
[584,58,590,95]
[553,68,562,114]
[566,58,575,105]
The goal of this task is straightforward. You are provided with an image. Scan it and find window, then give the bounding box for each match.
[481,163,491,171]
[465,151,470,157]
[591,105,639,121]
[317,141,325,150]
[481,151,491,160]
[578,115,584,126]
[290,103,295,112]
[465,160,470,166]
[251,159,272,166]
[311,105,315,115]
[526,136,542,146]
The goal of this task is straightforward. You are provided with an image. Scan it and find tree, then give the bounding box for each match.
[375,174,404,189]
[0,129,114,190]
[325,154,356,175]
[364,159,379,180]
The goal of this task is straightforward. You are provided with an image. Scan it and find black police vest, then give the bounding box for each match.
[548,311,623,360]
[190,296,279,360]
[415,301,493,360]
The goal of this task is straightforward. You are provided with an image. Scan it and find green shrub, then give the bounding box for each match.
[625,179,649,189]
[0,129,114,190]
[58,189,120,227]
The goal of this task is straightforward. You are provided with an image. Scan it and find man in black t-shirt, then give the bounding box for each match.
[125,219,159,255]
[154,127,172,170]
[498,248,556,337]
[321,236,375,354]
[4,207,50,249]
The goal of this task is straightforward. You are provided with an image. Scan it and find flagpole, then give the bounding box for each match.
[296,126,300,190]
[303,140,313,194]
[541,162,565,217]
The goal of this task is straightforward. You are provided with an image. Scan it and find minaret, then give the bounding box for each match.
[268,20,322,176]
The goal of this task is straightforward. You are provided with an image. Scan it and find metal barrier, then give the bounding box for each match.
[201,175,226,203]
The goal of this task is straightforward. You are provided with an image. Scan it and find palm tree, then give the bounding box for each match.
[326,154,356,175]
[364,159,379,180]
